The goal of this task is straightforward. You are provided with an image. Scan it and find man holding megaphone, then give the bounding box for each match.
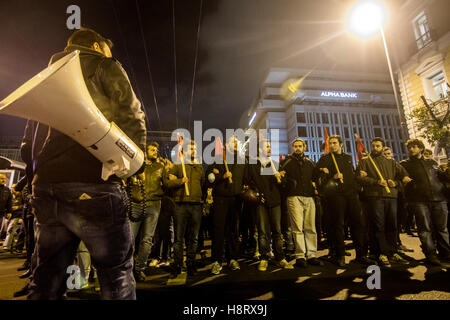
[14,28,147,300]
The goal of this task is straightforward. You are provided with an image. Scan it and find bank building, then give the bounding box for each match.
[242,68,407,164]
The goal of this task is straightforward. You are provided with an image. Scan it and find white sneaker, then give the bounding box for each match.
[258,259,268,271]
[277,259,294,269]
[211,261,222,275]
[229,259,240,270]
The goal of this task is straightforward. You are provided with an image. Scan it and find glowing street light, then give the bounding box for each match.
[348,0,387,37]
[347,0,407,136]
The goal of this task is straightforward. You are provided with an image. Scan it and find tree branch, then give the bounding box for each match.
[421,95,442,127]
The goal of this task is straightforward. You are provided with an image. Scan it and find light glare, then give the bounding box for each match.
[348,0,386,37]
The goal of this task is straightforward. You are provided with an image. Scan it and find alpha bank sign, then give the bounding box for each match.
[321,91,358,99]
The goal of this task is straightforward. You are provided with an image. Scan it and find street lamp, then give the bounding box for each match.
[348,0,408,138]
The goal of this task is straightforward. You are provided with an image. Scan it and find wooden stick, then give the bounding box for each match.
[331,152,344,184]
[223,159,233,184]
[367,153,391,194]
[180,153,190,196]
[354,133,390,194]
[269,158,282,183]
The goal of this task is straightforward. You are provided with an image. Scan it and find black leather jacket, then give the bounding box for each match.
[0,185,12,217]
[400,156,449,202]
[32,45,146,184]
[128,160,176,202]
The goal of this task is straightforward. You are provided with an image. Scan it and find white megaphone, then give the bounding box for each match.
[0,50,144,180]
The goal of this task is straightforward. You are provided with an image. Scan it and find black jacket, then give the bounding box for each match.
[32,45,146,184]
[280,154,315,197]
[356,154,409,199]
[128,160,176,202]
[208,153,248,198]
[247,159,282,207]
[400,156,449,202]
[169,162,205,203]
[314,152,359,196]
[0,185,12,217]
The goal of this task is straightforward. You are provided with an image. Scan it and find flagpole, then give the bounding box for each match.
[331,153,344,184]
[180,152,190,196]
[177,134,190,196]
[354,133,390,194]
[269,158,282,184]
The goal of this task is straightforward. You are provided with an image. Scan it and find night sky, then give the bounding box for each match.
[0,0,399,137]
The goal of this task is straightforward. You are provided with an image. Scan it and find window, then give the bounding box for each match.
[297,112,306,123]
[430,71,448,100]
[343,127,349,138]
[346,141,351,153]
[298,126,307,137]
[412,11,432,50]
[372,114,380,126]
[322,113,329,124]
[342,114,348,124]
[316,114,321,123]
[335,127,341,136]
[374,128,382,137]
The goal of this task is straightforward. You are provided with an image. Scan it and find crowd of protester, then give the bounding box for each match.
[2,134,450,299]
[1,28,449,300]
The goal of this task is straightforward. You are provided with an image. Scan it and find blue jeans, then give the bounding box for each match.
[410,201,450,258]
[256,205,284,261]
[173,203,202,268]
[367,197,397,256]
[130,201,161,272]
[29,183,136,300]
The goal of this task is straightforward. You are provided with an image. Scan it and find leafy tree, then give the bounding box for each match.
[407,85,450,158]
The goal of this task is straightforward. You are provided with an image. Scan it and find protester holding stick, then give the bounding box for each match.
[356,137,411,267]
[314,135,369,267]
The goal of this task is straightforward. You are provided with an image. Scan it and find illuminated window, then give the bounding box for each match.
[430,71,447,100]
[412,11,432,50]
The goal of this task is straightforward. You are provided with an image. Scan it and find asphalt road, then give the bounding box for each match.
[1,233,449,301]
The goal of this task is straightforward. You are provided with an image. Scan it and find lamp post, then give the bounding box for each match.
[348,0,408,139]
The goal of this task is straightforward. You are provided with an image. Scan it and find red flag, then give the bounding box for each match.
[323,127,330,153]
[355,135,366,162]
[177,134,183,162]
[215,137,226,161]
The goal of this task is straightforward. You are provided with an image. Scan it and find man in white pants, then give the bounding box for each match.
[281,139,323,267]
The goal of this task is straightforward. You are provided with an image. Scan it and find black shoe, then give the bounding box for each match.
[426,255,442,267]
[355,256,376,265]
[170,266,181,279]
[19,269,31,279]
[187,265,197,276]
[295,258,308,268]
[307,258,324,266]
[134,270,146,282]
[13,283,29,298]
[333,256,346,267]
[17,261,30,271]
